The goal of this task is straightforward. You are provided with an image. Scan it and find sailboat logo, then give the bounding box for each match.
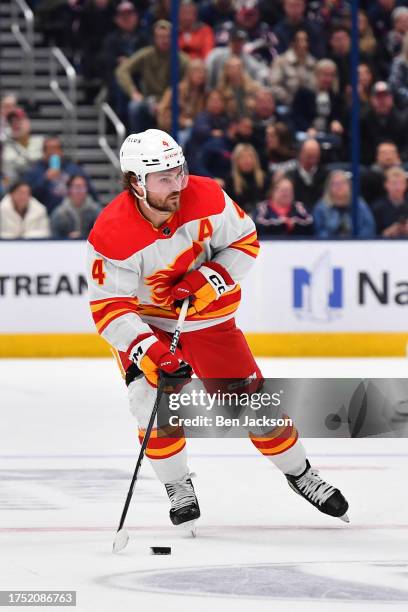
[293,252,343,322]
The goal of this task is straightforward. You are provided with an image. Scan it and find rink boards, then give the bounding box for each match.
[1,239,408,357]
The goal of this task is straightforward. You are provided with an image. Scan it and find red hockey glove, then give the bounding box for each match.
[128,333,181,388]
[171,262,235,315]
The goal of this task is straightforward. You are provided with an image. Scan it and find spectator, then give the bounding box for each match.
[151,0,171,21]
[199,115,263,182]
[186,89,230,174]
[360,81,408,165]
[76,0,115,95]
[254,175,313,236]
[224,143,269,214]
[368,0,396,39]
[251,87,276,120]
[251,88,282,144]
[217,56,260,117]
[291,59,343,136]
[234,0,278,65]
[373,166,408,236]
[199,0,236,45]
[116,20,189,132]
[264,122,297,174]
[314,170,375,237]
[273,0,325,58]
[0,93,17,143]
[101,2,149,122]
[0,181,50,239]
[328,26,351,92]
[359,10,378,58]
[35,0,76,48]
[270,29,317,106]
[24,136,98,214]
[2,109,43,184]
[311,0,351,30]
[50,175,101,239]
[389,32,408,108]
[198,119,240,181]
[357,62,376,107]
[158,59,208,145]
[257,0,283,27]
[361,141,403,206]
[206,26,268,88]
[178,0,215,60]
[386,6,408,57]
[285,139,328,211]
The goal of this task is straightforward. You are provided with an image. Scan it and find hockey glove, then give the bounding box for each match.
[172,262,235,315]
[129,333,191,391]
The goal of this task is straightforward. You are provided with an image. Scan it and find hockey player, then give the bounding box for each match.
[87,129,349,531]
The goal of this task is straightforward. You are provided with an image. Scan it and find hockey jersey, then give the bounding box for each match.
[87,175,259,370]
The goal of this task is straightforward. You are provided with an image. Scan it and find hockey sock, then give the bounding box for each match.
[138,426,189,484]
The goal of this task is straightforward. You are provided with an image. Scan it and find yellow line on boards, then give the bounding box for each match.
[1,333,408,357]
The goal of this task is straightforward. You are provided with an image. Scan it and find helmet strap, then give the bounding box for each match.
[132,182,170,216]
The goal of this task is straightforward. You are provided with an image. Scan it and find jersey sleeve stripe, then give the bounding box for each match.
[96,308,139,334]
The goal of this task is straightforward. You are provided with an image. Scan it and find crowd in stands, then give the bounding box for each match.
[2,0,408,240]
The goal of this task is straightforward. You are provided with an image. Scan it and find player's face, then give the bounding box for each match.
[145,165,188,213]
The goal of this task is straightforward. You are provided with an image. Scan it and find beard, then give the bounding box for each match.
[146,191,181,213]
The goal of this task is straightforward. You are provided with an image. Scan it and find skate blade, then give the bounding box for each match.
[339,513,350,523]
[176,519,197,537]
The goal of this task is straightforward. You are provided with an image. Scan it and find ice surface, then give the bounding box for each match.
[1,358,408,612]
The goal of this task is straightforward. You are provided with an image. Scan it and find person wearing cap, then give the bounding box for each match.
[234,0,278,66]
[206,25,269,88]
[101,1,149,122]
[360,80,408,165]
[2,109,44,186]
[116,20,190,133]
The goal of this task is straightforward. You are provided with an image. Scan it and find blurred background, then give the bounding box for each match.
[1,0,408,359]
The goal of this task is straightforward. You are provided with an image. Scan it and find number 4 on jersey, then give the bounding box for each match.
[92,259,106,285]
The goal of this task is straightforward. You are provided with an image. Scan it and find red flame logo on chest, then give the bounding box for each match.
[145,241,203,307]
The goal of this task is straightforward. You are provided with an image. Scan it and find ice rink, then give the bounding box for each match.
[1,357,408,612]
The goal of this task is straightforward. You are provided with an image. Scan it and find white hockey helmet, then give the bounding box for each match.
[119,129,188,193]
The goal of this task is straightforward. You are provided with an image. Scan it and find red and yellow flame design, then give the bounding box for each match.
[145,241,204,307]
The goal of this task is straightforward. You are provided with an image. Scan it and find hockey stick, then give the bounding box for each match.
[113,298,190,553]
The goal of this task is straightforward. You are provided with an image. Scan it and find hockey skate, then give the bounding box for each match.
[286,459,349,523]
[165,473,200,536]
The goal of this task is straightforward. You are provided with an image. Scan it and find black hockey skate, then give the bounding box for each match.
[286,460,349,522]
[165,473,200,536]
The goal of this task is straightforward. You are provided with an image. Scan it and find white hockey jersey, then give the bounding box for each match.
[87,175,259,371]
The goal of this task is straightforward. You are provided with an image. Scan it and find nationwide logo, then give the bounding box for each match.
[293,252,343,322]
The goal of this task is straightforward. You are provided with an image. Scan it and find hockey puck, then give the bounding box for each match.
[150,546,171,555]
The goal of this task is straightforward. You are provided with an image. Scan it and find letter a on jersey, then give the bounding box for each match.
[198,218,213,242]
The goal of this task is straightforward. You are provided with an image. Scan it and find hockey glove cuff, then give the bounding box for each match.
[128,333,180,388]
[172,262,235,314]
